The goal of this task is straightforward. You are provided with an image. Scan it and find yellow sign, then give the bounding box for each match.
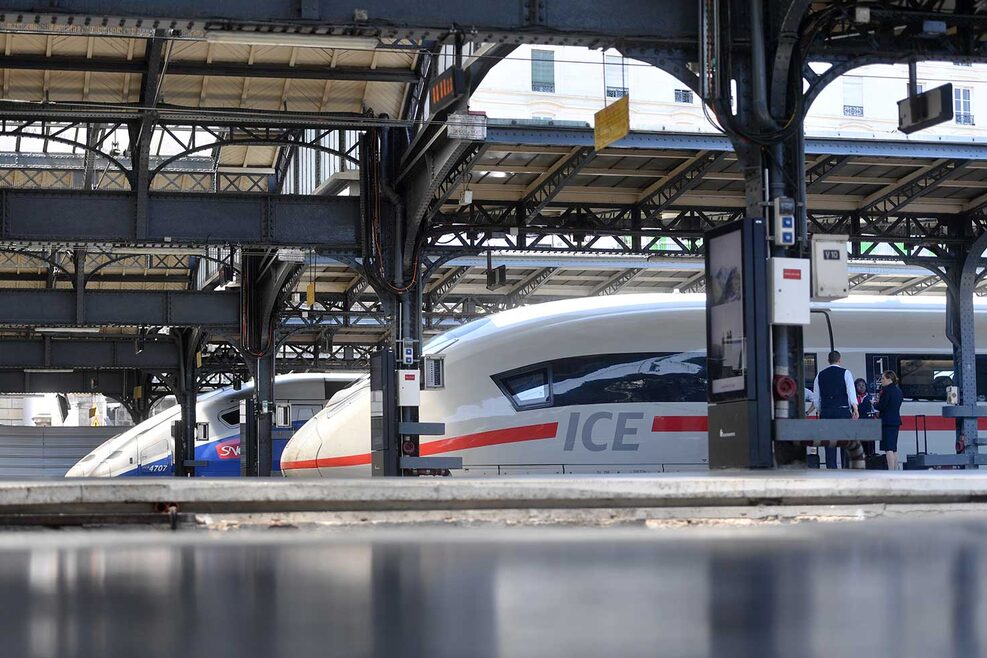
[594,95,630,151]
[306,282,316,306]
[133,385,143,400]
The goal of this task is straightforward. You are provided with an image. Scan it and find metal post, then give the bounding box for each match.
[240,396,257,476]
[946,225,987,466]
[255,349,275,476]
[173,328,200,477]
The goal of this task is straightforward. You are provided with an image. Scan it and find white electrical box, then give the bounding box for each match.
[398,370,421,407]
[768,258,810,325]
[811,234,849,300]
[947,385,959,406]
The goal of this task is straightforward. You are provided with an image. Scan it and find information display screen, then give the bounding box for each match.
[706,227,746,398]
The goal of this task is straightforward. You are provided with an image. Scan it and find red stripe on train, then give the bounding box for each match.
[900,416,987,431]
[651,416,708,432]
[281,422,559,470]
[281,414,975,471]
[421,422,559,455]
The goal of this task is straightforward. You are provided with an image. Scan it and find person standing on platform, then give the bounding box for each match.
[874,370,903,471]
[812,350,859,469]
[855,378,876,456]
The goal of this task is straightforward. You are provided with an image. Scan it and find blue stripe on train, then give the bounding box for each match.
[120,420,305,477]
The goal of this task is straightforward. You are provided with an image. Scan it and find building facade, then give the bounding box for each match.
[470,46,987,141]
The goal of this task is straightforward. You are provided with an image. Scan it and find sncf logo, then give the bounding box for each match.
[215,439,241,460]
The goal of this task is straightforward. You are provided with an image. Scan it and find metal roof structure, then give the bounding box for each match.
[0,0,982,413]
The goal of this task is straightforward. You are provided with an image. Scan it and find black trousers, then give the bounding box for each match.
[820,406,851,469]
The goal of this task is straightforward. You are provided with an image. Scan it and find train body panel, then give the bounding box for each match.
[282,294,987,477]
[66,373,358,477]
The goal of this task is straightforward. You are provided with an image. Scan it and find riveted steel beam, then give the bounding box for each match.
[860,159,969,218]
[0,289,238,327]
[589,269,642,296]
[636,151,725,222]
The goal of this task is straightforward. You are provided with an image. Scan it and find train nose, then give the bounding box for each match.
[65,458,97,478]
[280,419,321,477]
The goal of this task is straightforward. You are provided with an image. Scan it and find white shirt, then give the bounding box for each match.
[811,364,857,411]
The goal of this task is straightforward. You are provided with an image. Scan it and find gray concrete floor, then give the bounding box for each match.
[0,516,984,658]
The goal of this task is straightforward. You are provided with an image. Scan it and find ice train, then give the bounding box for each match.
[65,373,358,477]
[281,294,987,477]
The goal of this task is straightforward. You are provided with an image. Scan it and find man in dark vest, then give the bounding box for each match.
[811,350,859,469]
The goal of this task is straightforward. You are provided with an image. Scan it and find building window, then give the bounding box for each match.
[955,87,974,125]
[531,50,555,93]
[604,54,628,98]
[843,76,864,116]
[674,89,694,104]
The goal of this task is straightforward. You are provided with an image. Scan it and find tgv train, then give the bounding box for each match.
[65,373,358,477]
[281,294,987,477]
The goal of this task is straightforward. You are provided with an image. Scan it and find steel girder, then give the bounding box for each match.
[0,53,419,83]
[0,189,360,247]
[519,148,594,225]
[426,266,470,307]
[0,1,698,46]
[805,154,850,190]
[0,289,238,327]
[589,269,643,296]
[847,273,874,290]
[0,337,179,370]
[0,368,148,396]
[859,159,970,219]
[505,267,557,307]
[889,275,943,296]
[636,151,726,221]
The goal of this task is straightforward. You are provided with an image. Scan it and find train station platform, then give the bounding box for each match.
[5,471,987,528]
[0,495,984,657]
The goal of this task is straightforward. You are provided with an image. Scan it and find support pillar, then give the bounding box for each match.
[239,249,300,476]
[172,328,202,477]
[240,395,258,476]
[363,125,450,476]
[255,349,276,476]
[943,223,987,467]
[703,0,812,468]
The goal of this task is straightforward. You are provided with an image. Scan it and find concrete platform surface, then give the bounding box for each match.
[0,516,984,658]
[7,472,987,515]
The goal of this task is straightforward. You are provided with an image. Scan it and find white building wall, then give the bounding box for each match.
[470,46,987,141]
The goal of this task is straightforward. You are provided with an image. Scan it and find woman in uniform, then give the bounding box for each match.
[874,370,903,470]
[855,378,876,456]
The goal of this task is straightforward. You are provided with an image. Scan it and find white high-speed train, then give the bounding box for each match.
[66,373,358,477]
[281,294,987,477]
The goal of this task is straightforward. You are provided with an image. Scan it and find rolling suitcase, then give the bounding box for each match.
[903,414,929,470]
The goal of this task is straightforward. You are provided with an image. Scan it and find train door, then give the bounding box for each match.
[271,402,293,473]
[137,437,171,475]
[272,403,320,472]
[868,354,891,391]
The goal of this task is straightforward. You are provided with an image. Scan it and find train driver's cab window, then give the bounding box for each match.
[493,352,706,411]
[220,408,239,427]
[496,368,551,410]
[139,440,168,463]
[898,357,954,400]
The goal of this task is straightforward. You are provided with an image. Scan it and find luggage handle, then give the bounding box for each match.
[914,414,927,455]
